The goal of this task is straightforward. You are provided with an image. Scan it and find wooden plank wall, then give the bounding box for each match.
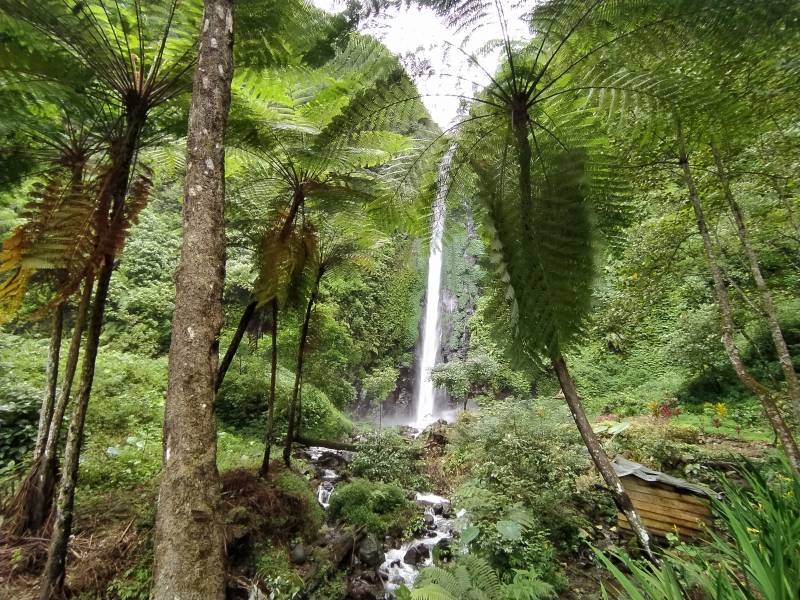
[617,477,713,539]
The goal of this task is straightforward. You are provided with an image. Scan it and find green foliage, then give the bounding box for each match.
[401,554,556,600]
[445,400,608,589]
[350,429,427,488]
[0,377,39,467]
[217,361,353,441]
[362,365,400,405]
[607,420,701,472]
[273,469,324,536]
[598,460,800,600]
[327,478,413,537]
[254,545,304,600]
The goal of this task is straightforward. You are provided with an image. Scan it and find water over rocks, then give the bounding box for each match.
[304,446,456,598]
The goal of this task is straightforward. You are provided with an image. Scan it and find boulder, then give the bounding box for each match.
[423,512,435,527]
[290,543,307,565]
[403,543,430,566]
[433,503,444,515]
[358,534,384,568]
[348,578,380,600]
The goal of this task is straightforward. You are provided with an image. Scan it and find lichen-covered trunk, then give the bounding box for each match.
[679,131,800,473]
[284,277,320,467]
[38,259,113,600]
[552,354,656,561]
[216,300,257,392]
[711,145,800,425]
[25,278,94,535]
[151,2,233,599]
[33,304,65,461]
[260,299,279,478]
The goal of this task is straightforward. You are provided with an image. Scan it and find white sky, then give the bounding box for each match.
[310,1,531,128]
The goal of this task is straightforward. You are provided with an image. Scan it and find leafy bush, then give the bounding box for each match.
[608,419,701,472]
[273,469,324,535]
[351,429,426,488]
[327,478,413,536]
[78,426,162,492]
[447,400,600,550]
[253,545,304,600]
[217,361,353,440]
[0,379,40,467]
[400,554,556,600]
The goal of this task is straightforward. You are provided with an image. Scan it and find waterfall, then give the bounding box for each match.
[414,151,452,428]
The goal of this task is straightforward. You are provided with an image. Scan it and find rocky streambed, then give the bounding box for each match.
[302,446,456,599]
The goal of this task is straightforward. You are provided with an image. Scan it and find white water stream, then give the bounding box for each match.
[414,151,453,429]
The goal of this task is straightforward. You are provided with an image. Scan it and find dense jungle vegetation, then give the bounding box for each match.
[0,1,799,599]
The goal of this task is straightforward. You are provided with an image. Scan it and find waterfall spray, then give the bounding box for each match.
[415,149,452,428]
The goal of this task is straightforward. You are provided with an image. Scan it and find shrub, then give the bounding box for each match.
[327,478,413,537]
[351,429,426,488]
[217,362,353,440]
[0,379,39,467]
[609,419,701,471]
[253,545,304,600]
[447,399,596,548]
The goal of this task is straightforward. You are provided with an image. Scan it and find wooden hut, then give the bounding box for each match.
[612,456,718,540]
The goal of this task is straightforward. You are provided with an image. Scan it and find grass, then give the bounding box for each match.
[671,413,772,442]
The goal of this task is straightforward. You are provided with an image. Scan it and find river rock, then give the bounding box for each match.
[423,512,435,527]
[290,543,307,564]
[358,534,383,567]
[433,503,444,515]
[403,543,430,566]
[348,578,380,600]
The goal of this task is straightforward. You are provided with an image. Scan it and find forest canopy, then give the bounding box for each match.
[0,1,799,600]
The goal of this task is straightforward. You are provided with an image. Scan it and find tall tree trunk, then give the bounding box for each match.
[551,354,656,561]
[33,304,65,461]
[151,2,233,599]
[711,144,800,425]
[38,259,113,600]
[284,274,321,467]
[678,130,800,473]
[216,300,257,392]
[24,278,94,535]
[259,299,279,478]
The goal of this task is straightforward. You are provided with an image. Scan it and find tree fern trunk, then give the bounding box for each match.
[25,277,94,535]
[260,298,279,478]
[38,258,112,599]
[216,300,257,392]
[284,275,321,467]
[152,1,233,598]
[551,354,656,561]
[678,130,800,473]
[711,144,800,425]
[33,303,64,461]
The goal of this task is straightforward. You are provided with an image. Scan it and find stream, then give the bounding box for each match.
[305,446,456,598]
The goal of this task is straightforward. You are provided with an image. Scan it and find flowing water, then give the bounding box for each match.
[306,447,455,597]
[414,150,453,429]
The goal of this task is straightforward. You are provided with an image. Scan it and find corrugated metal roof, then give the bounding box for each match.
[612,455,720,499]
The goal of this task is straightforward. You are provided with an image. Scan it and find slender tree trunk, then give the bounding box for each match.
[284,275,321,467]
[216,300,257,392]
[551,354,656,561]
[711,144,800,425]
[152,2,233,599]
[24,278,94,535]
[259,299,279,477]
[33,304,65,461]
[38,259,113,600]
[678,130,800,473]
